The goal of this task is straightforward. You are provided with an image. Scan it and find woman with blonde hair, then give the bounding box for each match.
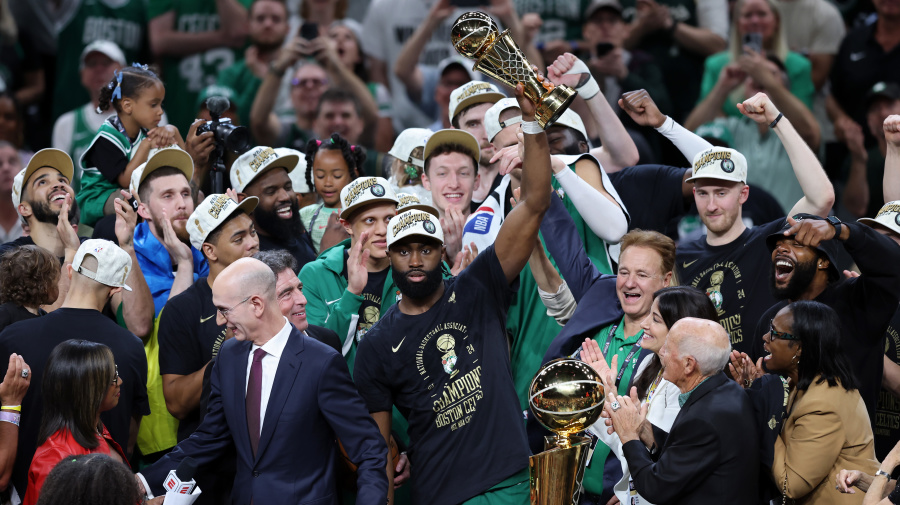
[697,0,814,117]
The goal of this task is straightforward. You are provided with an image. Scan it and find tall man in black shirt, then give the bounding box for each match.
[0,238,150,497]
[354,85,552,505]
[675,92,835,357]
[754,214,900,425]
[158,193,259,439]
[231,145,315,270]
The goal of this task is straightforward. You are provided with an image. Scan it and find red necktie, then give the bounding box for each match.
[247,348,266,457]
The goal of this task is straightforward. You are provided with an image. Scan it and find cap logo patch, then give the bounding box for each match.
[424,220,436,234]
[694,150,733,175]
[399,194,420,206]
[457,83,491,101]
[194,218,204,235]
[208,195,231,219]
[721,159,735,173]
[371,184,386,197]
[392,211,432,236]
[248,147,277,173]
[345,178,379,207]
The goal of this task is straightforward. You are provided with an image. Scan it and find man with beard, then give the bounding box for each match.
[448,81,505,208]
[231,146,315,270]
[156,193,259,503]
[749,213,900,425]
[131,147,209,315]
[129,146,209,465]
[1,149,88,313]
[217,0,290,127]
[353,85,551,505]
[675,92,835,357]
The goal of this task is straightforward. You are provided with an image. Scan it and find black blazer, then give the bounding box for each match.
[307,324,342,353]
[622,373,760,505]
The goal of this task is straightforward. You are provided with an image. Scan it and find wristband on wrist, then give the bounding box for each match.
[876,469,892,479]
[521,121,544,134]
[0,411,19,426]
[1,405,20,412]
[769,112,784,129]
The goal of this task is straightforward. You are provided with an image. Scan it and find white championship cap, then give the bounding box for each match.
[685,147,748,184]
[340,176,399,219]
[484,98,522,143]
[437,55,477,81]
[72,239,133,291]
[553,108,589,143]
[387,209,445,247]
[187,194,259,250]
[388,128,433,168]
[279,148,311,194]
[80,40,126,69]
[12,148,74,209]
[423,129,481,166]
[129,146,194,196]
[230,146,300,193]
[859,200,900,236]
[396,192,439,217]
[449,81,506,124]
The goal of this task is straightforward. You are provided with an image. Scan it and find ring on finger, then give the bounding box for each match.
[610,400,621,411]
[21,369,29,379]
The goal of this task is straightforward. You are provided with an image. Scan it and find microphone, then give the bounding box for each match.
[205,96,230,117]
[163,458,198,495]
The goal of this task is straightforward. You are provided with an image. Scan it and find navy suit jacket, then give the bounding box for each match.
[622,373,760,505]
[143,326,388,505]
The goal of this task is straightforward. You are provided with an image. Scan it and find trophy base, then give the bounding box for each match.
[529,434,591,505]
[535,85,578,129]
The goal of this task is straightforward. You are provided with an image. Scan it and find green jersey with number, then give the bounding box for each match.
[148,0,253,132]
[53,0,147,119]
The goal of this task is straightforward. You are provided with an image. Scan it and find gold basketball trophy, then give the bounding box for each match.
[451,11,577,128]
[529,358,605,505]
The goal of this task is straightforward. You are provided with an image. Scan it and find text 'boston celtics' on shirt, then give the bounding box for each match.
[354,246,529,505]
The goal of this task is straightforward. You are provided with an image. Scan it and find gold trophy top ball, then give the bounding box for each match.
[529,358,605,445]
[450,10,577,128]
[451,11,500,59]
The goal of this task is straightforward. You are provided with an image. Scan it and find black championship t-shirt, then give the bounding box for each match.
[875,307,900,461]
[609,165,690,239]
[354,246,530,505]
[158,277,228,441]
[0,308,149,496]
[676,218,786,357]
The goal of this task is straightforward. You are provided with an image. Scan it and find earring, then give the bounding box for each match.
[792,354,800,364]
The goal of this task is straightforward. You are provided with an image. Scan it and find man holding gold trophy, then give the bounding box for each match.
[352,13,564,503]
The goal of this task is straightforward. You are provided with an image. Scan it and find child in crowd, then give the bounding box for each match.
[78,64,183,227]
[301,133,364,253]
[386,127,433,205]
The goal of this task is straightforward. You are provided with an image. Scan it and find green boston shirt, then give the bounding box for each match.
[147,0,253,132]
[582,316,643,496]
[53,0,148,119]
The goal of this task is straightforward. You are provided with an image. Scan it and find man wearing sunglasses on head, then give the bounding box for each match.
[740,212,900,425]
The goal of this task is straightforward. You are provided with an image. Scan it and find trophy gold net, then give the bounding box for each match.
[451,11,576,128]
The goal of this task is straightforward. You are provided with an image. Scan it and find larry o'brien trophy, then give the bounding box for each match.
[451,11,577,128]
[529,358,605,505]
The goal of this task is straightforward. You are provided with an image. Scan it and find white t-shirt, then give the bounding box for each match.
[776,0,846,55]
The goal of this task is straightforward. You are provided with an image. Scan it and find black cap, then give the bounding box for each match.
[866,81,900,111]
[765,214,840,278]
[585,0,624,18]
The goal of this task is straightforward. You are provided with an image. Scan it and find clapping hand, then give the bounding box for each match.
[346,231,370,296]
[0,353,30,406]
[604,387,648,444]
[451,242,478,276]
[728,350,764,388]
[440,205,466,261]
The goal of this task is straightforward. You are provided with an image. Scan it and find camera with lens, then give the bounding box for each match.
[200,96,251,155]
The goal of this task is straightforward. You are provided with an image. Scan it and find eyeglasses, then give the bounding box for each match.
[111,365,119,386]
[291,78,328,88]
[767,320,798,341]
[218,296,251,317]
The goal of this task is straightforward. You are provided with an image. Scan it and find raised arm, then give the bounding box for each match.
[494,83,552,283]
[684,64,744,131]
[738,93,834,217]
[250,36,304,147]
[111,194,154,339]
[883,115,900,203]
[620,89,713,164]
[552,156,628,243]
[393,0,454,104]
[547,53,639,171]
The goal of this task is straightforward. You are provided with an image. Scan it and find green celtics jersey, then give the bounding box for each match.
[53,0,148,119]
[148,0,253,132]
[216,61,260,128]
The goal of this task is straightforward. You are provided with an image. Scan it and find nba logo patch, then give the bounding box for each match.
[464,207,494,235]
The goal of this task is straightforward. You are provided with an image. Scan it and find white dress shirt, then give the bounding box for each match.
[245,317,293,434]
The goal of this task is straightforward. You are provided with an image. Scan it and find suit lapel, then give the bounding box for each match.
[230,340,254,458]
[255,329,304,461]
